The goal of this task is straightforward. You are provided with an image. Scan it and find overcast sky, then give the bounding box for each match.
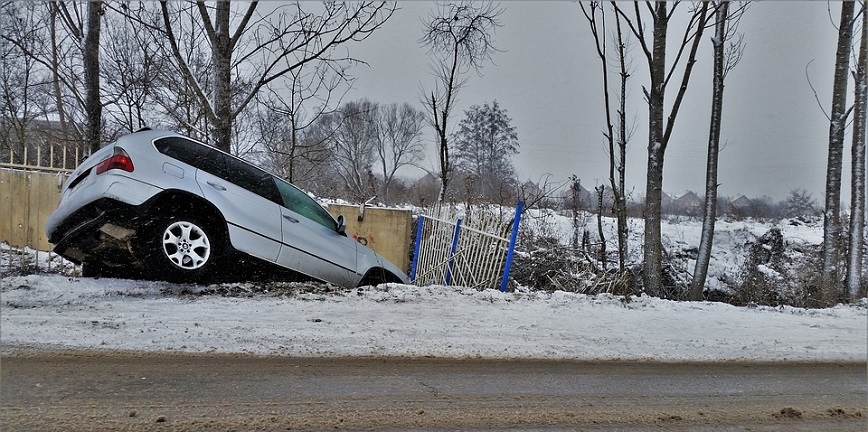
[343,1,856,202]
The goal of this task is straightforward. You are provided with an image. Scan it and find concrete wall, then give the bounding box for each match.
[0,168,65,251]
[327,204,414,273]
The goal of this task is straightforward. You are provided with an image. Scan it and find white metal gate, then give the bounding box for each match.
[410,203,523,291]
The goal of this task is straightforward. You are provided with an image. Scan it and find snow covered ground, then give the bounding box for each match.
[1,273,865,361]
[2,212,866,361]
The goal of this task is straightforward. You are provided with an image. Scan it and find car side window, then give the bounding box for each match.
[153,137,211,169]
[273,177,337,231]
[155,137,281,204]
[222,156,281,203]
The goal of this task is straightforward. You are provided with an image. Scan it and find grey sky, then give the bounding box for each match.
[344,1,854,201]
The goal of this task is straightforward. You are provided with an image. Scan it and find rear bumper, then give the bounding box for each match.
[48,198,144,265]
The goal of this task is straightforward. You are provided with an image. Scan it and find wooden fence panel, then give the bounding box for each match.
[0,168,65,251]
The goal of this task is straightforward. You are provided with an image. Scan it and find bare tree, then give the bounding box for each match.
[580,1,635,272]
[0,2,48,163]
[47,1,104,152]
[328,99,379,201]
[145,4,213,141]
[846,3,866,301]
[689,1,746,301]
[152,1,395,153]
[615,1,711,295]
[4,3,92,149]
[821,1,856,300]
[783,189,819,218]
[256,60,346,184]
[375,102,426,204]
[420,1,503,203]
[99,9,162,136]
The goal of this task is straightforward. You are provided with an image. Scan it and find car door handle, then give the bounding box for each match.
[283,214,299,223]
[206,181,226,191]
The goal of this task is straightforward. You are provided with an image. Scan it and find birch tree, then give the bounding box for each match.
[846,3,866,301]
[689,1,746,301]
[420,1,503,203]
[615,1,710,296]
[821,0,856,300]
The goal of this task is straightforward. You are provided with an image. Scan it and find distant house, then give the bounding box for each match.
[660,192,674,213]
[673,191,703,216]
[563,180,593,210]
[730,195,753,208]
[727,195,753,213]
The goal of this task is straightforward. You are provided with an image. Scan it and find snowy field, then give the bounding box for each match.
[1,273,865,361]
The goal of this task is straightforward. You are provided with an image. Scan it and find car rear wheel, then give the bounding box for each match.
[143,215,222,282]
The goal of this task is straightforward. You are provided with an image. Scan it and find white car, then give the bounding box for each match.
[45,128,408,287]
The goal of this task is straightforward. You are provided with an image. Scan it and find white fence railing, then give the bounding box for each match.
[1,141,86,173]
[410,203,523,291]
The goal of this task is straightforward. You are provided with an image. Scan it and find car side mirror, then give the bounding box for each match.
[336,214,347,236]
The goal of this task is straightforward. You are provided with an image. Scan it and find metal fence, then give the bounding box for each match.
[1,139,86,172]
[410,202,523,291]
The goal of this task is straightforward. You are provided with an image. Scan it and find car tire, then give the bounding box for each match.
[142,215,222,283]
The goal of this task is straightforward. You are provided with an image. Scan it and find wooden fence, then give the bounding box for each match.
[0,168,66,251]
[0,138,83,251]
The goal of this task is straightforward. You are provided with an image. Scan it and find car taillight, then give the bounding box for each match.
[95,148,134,175]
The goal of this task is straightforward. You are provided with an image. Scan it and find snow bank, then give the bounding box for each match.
[2,275,865,361]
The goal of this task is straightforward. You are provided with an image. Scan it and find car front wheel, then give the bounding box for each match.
[143,216,221,282]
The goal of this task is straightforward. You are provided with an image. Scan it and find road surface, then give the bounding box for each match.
[2,353,865,431]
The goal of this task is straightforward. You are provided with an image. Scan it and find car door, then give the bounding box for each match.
[272,177,359,287]
[194,150,283,262]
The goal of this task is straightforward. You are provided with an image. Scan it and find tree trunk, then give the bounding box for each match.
[210,2,233,153]
[597,185,607,270]
[83,1,102,153]
[689,1,730,301]
[615,12,629,273]
[438,127,450,203]
[822,1,855,300]
[48,5,69,142]
[846,5,866,301]
[643,2,669,294]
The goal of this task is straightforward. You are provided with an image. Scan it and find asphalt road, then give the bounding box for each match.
[1,353,866,431]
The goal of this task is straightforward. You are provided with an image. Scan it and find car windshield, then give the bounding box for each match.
[273,177,336,231]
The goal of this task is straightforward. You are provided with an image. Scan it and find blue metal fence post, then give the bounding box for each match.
[499,201,524,292]
[444,217,462,285]
[409,215,425,283]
